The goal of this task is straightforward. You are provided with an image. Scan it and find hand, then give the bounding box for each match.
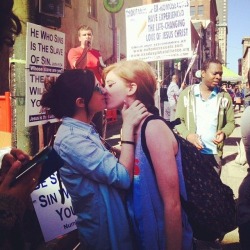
[187,133,204,150]
[99,56,106,68]
[0,148,30,179]
[84,40,91,49]
[0,149,41,203]
[213,130,225,144]
[110,147,121,159]
[181,82,186,89]
[121,100,149,128]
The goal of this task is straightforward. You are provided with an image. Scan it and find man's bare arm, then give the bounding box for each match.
[75,48,88,69]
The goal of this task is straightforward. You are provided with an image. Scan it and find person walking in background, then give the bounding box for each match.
[221,83,228,93]
[103,60,193,250]
[227,83,235,101]
[167,74,186,122]
[237,106,250,250]
[233,86,244,112]
[175,58,235,175]
[40,69,148,250]
[68,25,106,136]
[243,80,250,108]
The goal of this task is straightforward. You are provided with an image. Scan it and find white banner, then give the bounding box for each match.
[25,23,65,127]
[31,174,77,242]
[125,0,191,61]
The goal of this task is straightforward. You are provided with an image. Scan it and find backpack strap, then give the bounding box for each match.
[141,115,171,168]
[141,115,186,202]
[141,115,191,209]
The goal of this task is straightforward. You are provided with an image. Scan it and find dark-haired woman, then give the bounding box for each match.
[40,69,148,250]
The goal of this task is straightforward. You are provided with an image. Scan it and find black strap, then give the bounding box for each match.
[141,115,179,169]
[141,115,186,209]
[141,115,181,165]
[141,115,167,168]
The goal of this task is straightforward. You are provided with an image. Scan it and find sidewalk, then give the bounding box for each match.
[220,110,248,249]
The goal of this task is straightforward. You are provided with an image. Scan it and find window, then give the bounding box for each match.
[39,0,64,17]
[198,5,204,15]
[190,6,196,16]
[88,0,97,19]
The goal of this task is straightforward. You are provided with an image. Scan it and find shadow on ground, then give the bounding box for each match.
[223,153,238,165]
[224,137,241,146]
[221,242,240,249]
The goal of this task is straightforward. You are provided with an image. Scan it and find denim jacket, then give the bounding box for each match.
[54,117,134,250]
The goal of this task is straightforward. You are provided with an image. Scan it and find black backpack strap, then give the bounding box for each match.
[141,115,181,162]
[141,115,186,206]
[141,115,170,167]
[57,170,65,204]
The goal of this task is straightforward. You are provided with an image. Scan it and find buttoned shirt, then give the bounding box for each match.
[54,117,133,250]
[194,84,218,154]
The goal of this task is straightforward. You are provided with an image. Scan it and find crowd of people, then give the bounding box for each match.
[221,82,250,112]
[1,58,250,250]
[1,1,250,249]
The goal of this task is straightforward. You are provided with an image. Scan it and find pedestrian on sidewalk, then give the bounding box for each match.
[167,74,186,121]
[103,60,193,250]
[175,58,235,175]
[40,69,148,250]
[237,106,250,250]
[233,87,243,112]
[243,78,250,108]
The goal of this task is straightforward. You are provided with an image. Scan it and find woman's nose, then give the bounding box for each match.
[100,86,107,94]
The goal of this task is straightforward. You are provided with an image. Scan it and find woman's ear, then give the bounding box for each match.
[75,97,85,108]
[127,82,137,96]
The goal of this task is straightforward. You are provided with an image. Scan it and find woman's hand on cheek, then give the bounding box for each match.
[122,100,148,128]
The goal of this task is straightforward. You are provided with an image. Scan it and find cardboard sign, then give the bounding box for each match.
[25,22,65,127]
[31,174,77,242]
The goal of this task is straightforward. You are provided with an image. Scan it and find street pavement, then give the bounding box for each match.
[220,110,248,250]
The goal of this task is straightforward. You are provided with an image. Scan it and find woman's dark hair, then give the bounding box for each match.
[41,69,95,119]
[0,0,22,49]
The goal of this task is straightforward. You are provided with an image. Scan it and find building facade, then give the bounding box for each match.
[190,0,218,60]
[216,0,228,65]
[241,37,250,83]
